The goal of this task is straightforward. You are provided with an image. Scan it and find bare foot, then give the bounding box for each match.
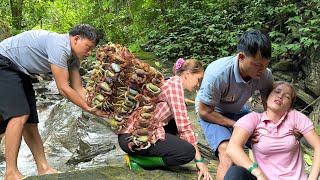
[38,166,60,175]
[5,171,24,180]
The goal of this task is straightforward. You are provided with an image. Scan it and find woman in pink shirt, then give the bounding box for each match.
[224,81,320,180]
[118,58,212,180]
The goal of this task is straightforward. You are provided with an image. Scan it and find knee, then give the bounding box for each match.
[167,143,195,166]
[183,143,196,163]
[22,124,39,138]
[218,142,233,166]
[8,115,29,127]
[224,166,250,180]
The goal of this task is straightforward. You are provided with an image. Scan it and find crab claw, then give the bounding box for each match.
[128,142,136,152]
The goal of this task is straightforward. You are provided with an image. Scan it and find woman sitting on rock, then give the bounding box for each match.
[118,58,212,180]
[225,81,320,180]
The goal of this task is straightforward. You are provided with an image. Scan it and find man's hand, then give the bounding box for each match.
[250,129,260,144]
[88,107,112,119]
[94,110,112,118]
[289,128,303,141]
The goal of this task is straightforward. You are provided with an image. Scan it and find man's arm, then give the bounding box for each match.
[50,64,92,112]
[198,101,235,127]
[69,69,87,100]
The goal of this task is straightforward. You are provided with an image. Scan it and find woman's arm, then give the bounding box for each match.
[166,78,197,145]
[303,129,320,180]
[193,145,212,180]
[226,126,266,178]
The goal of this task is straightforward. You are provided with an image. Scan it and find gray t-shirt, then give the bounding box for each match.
[195,56,273,114]
[0,30,79,75]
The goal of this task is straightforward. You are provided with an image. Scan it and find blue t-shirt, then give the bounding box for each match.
[0,30,79,75]
[195,56,273,114]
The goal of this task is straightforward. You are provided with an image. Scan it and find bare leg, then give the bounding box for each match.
[216,141,233,180]
[5,115,29,180]
[23,124,59,175]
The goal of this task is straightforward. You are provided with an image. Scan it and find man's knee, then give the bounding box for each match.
[8,115,29,127]
[23,123,39,138]
[9,114,29,124]
[218,141,232,165]
[218,141,229,156]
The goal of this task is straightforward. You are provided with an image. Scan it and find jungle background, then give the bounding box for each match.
[0,0,320,178]
[1,0,319,125]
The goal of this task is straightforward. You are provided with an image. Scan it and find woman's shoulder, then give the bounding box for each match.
[163,76,181,86]
[244,111,264,119]
[287,109,309,119]
[236,111,263,125]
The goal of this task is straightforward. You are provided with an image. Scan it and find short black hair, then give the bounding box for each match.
[69,24,100,45]
[237,30,271,60]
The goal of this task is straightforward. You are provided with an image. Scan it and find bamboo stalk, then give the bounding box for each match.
[185,98,195,104]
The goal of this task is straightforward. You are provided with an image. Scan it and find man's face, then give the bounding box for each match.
[72,36,96,60]
[239,52,270,80]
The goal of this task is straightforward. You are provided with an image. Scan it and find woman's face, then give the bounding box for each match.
[267,84,293,113]
[184,71,204,92]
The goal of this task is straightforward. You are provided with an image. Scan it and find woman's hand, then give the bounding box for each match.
[256,174,268,180]
[252,167,268,180]
[196,162,213,180]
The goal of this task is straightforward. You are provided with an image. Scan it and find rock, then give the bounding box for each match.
[305,48,320,96]
[271,59,297,71]
[309,100,320,126]
[25,164,217,180]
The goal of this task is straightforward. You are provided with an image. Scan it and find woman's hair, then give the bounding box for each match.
[270,81,297,108]
[172,58,204,76]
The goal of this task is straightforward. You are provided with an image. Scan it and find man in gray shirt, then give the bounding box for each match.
[0,24,106,180]
[195,30,273,180]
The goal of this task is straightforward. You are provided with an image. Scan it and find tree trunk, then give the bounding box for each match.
[9,0,24,30]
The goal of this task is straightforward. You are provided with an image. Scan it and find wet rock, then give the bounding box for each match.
[305,48,320,96]
[26,164,217,180]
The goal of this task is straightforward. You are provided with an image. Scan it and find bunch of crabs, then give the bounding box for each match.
[85,42,164,151]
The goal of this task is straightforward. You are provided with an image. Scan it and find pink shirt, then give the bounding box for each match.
[235,110,314,180]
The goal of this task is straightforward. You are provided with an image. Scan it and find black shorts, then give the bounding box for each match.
[0,55,39,134]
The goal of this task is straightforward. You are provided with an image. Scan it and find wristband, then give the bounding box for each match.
[248,162,258,173]
[194,157,204,163]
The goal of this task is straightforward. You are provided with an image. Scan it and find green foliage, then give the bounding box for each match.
[141,0,268,64]
[2,0,320,67]
[140,0,320,66]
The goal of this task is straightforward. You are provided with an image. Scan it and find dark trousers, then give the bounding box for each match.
[118,120,195,166]
[0,55,38,134]
[224,166,257,180]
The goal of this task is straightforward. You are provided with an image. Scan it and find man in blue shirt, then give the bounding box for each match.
[0,24,107,179]
[195,30,273,180]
